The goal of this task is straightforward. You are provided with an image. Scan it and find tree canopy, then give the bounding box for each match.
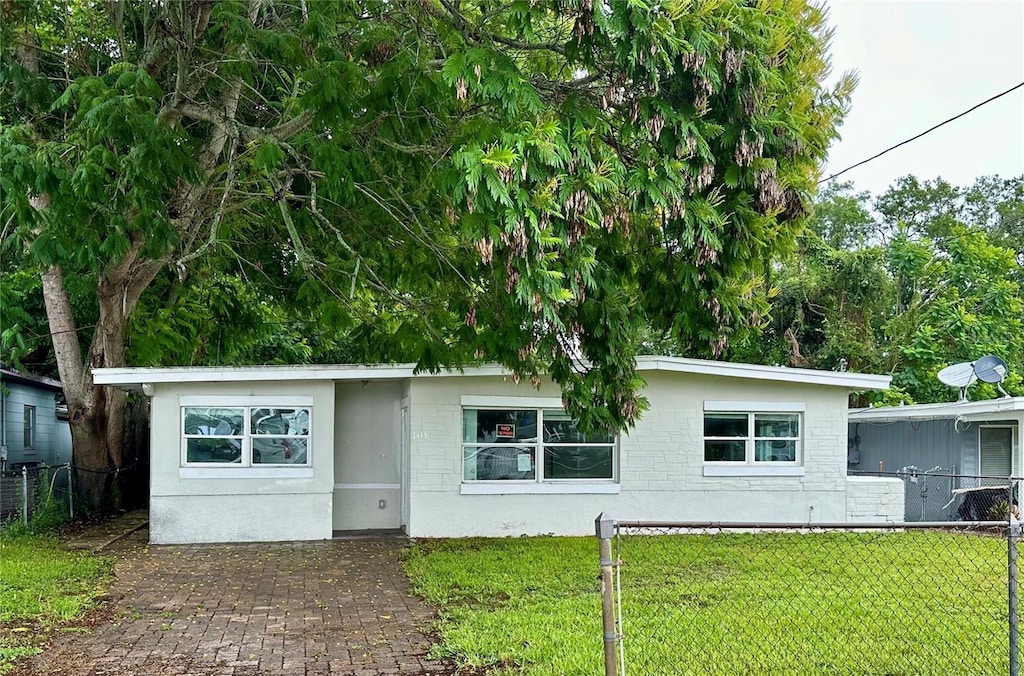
[1,0,853,510]
[729,175,1024,405]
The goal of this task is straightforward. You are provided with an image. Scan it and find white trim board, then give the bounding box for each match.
[461,395,564,408]
[703,466,806,477]
[94,356,891,391]
[180,395,314,406]
[704,401,806,412]
[179,467,314,479]
[460,482,621,495]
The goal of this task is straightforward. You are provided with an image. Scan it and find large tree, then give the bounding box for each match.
[1,0,851,511]
[731,176,1024,404]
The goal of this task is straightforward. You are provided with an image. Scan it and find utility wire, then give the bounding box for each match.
[820,80,1024,185]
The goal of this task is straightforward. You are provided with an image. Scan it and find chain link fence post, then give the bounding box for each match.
[67,464,74,520]
[596,512,618,676]
[1010,484,1020,676]
[20,465,28,525]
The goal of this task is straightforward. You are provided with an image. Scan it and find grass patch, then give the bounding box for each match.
[404,537,605,674]
[0,534,113,674]
[404,532,1009,675]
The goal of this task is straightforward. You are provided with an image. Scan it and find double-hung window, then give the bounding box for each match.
[180,397,311,471]
[462,404,616,484]
[703,402,804,476]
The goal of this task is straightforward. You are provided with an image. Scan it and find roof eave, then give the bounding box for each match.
[849,397,1024,422]
[0,368,63,392]
[634,356,891,391]
[93,357,891,392]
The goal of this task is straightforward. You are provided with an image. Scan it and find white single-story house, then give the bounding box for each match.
[93,357,901,544]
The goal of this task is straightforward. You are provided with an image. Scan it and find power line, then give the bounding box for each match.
[820,80,1024,185]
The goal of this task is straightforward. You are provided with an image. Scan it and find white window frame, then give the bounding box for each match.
[702,401,805,477]
[179,396,313,478]
[460,396,619,493]
[24,405,36,449]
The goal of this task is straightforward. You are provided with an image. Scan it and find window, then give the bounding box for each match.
[24,405,36,449]
[182,405,311,467]
[980,426,1014,485]
[704,411,801,465]
[462,407,616,482]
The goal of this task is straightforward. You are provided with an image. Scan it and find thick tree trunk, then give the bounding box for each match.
[67,391,123,512]
[40,245,164,514]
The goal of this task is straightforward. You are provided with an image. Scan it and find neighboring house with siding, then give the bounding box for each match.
[93,357,899,544]
[848,398,1024,520]
[0,366,66,470]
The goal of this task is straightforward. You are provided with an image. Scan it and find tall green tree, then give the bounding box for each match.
[731,176,1024,404]
[1,0,851,510]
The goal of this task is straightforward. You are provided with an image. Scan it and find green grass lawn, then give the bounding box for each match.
[0,535,112,674]
[404,531,1011,675]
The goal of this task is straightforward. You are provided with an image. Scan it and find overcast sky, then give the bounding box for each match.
[822,0,1024,197]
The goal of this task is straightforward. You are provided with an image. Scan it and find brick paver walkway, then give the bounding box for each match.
[16,529,453,675]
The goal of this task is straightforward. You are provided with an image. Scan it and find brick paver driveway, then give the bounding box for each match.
[17,530,453,676]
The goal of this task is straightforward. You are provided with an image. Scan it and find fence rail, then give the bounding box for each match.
[596,513,1021,676]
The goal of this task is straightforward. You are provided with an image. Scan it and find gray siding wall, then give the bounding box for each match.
[850,418,1019,477]
[850,419,962,474]
[849,417,1020,521]
[2,384,60,467]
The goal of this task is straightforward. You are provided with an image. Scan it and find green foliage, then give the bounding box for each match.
[732,175,1024,405]
[2,0,851,436]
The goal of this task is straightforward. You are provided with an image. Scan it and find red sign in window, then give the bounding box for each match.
[495,423,516,438]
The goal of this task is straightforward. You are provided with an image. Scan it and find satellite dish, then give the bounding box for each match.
[974,355,1012,398]
[974,355,1008,383]
[937,362,977,388]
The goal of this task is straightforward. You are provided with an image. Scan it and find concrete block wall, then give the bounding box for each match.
[846,476,905,522]
[407,371,862,537]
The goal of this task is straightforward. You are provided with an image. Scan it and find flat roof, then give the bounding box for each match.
[0,367,62,392]
[849,397,1024,422]
[93,356,890,392]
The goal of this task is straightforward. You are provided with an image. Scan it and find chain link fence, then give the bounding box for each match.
[0,464,74,525]
[596,512,1021,675]
[849,469,1017,522]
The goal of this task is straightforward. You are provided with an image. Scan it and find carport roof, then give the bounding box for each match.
[849,397,1024,422]
[93,356,890,392]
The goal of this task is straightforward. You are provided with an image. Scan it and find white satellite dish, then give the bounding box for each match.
[937,362,977,388]
[937,361,978,402]
[974,354,1011,398]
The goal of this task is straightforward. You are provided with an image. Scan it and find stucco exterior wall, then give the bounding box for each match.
[148,380,335,544]
[406,372,895,537]
[333,381,403,531]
